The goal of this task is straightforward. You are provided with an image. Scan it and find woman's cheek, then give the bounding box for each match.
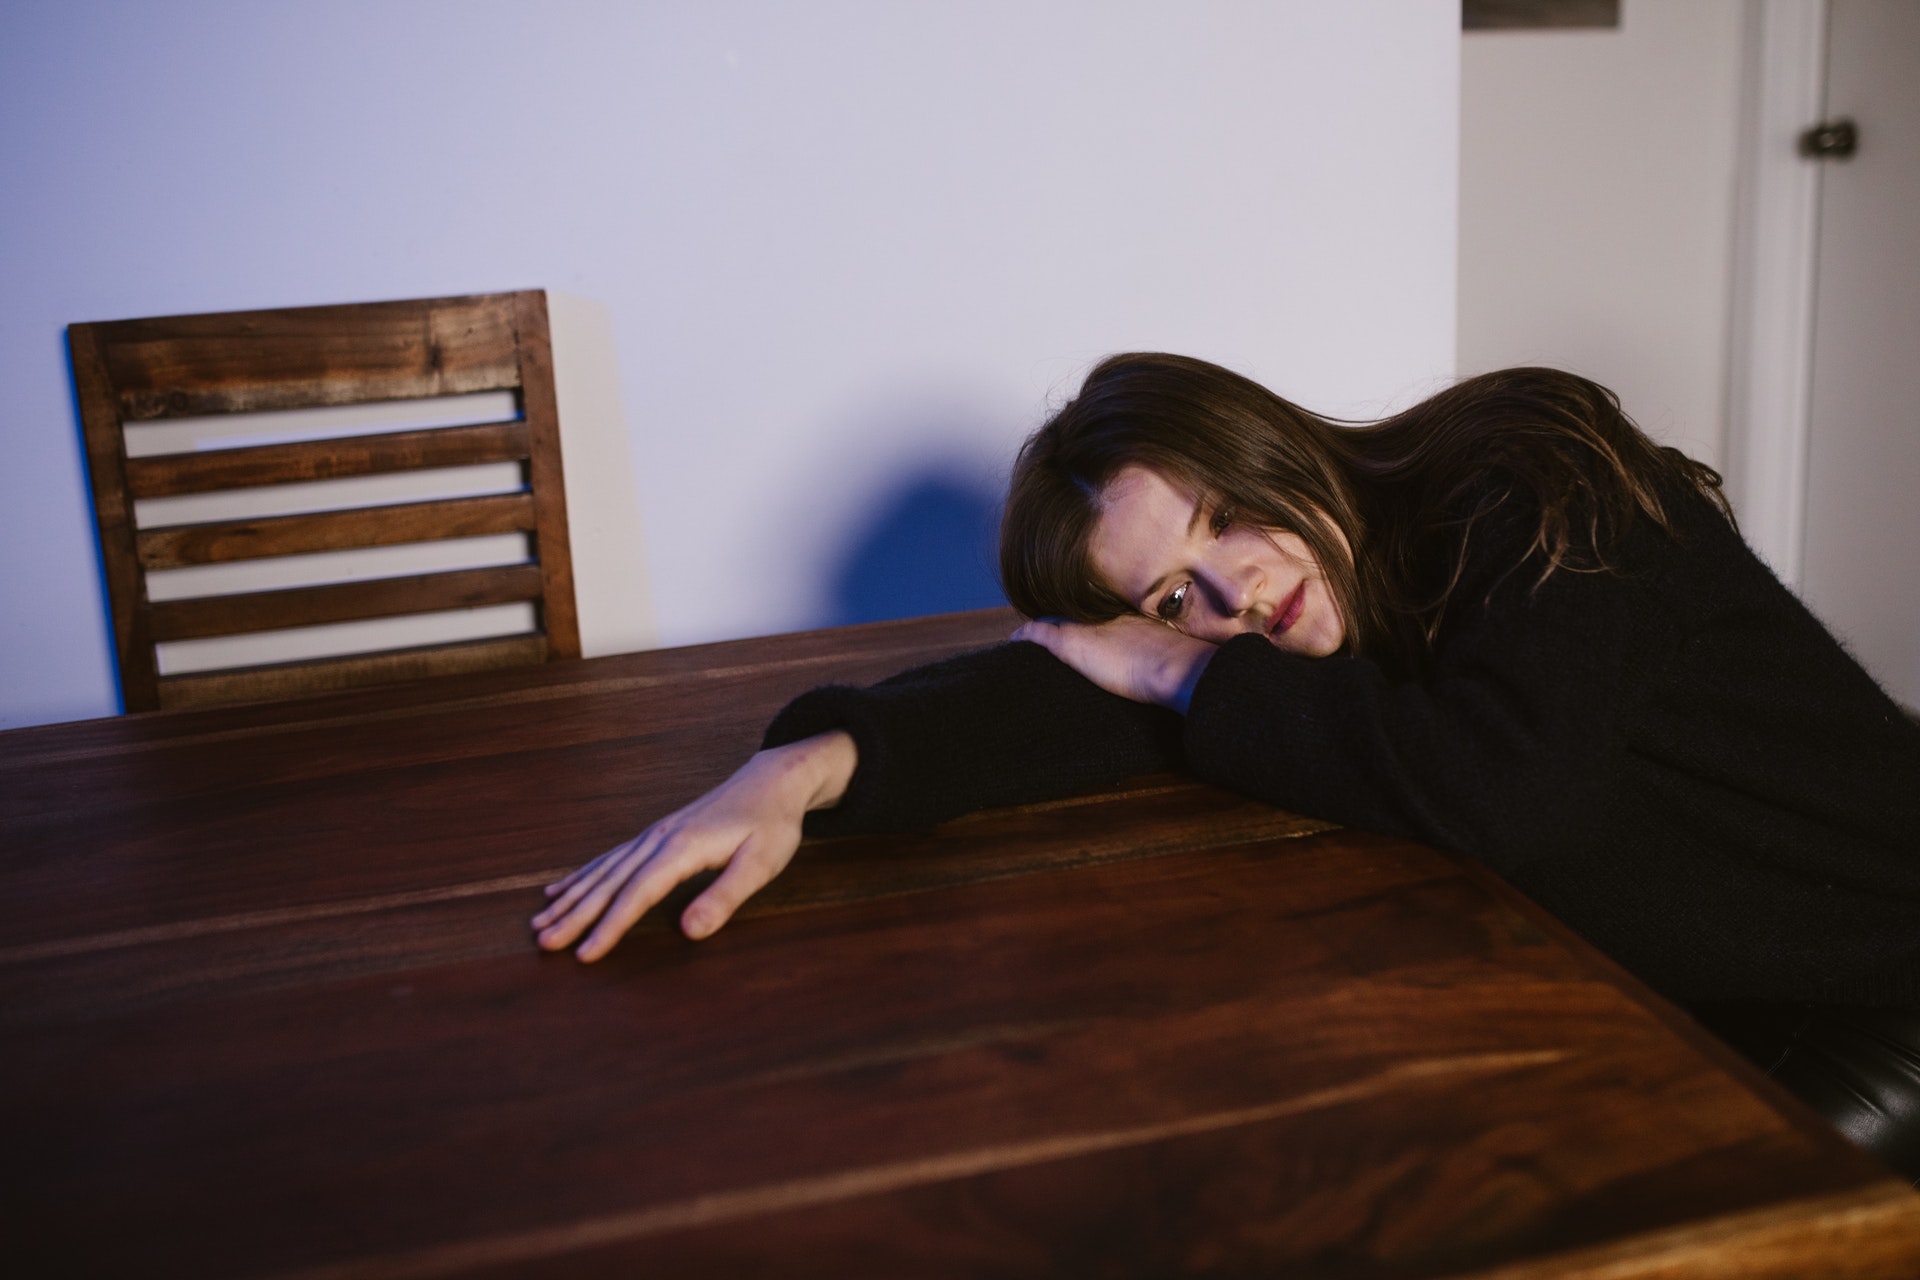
[1309,580,1346,655]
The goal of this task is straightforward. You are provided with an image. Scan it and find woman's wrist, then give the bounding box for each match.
[1160,640,1216,714]
[758,730,858,811]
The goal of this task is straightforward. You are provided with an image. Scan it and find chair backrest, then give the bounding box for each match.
[70,290,580,712]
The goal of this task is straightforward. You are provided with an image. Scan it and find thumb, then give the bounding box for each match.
[680,838,787,940]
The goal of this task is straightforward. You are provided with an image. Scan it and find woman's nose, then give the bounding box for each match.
[1202,562,1260,618]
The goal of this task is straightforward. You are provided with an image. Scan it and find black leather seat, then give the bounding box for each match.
[1694,1002,1920,1185]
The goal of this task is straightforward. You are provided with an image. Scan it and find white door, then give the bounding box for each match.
[1801,0,1920,712]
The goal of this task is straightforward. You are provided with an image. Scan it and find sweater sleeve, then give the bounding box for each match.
[762,640,1185,835]
[1183,529,1670,877]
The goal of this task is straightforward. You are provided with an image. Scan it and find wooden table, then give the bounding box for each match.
[4,608,1917,1278]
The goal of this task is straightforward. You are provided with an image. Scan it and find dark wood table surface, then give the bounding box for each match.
[4,607,1917,1278]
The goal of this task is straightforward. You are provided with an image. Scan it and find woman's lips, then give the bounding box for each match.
[1267,583,1307,639]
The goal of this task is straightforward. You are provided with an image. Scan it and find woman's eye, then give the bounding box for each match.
[1210,506,1235,536]
[1156,583,1190,621]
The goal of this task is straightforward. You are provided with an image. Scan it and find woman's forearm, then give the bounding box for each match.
[761,641,1187,835]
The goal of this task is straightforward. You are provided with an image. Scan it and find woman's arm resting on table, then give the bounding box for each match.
[762,641,1188,835]
[536,636,1190,960]
[531,730,857,961]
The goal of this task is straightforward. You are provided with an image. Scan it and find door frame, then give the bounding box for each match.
[1725,0,1827,588]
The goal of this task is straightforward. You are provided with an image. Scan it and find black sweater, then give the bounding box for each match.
[765,490,1920,1010]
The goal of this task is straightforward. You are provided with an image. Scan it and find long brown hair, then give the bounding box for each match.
[999,354,1730,673]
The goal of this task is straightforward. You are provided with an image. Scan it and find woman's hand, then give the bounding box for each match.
[1011,615,1218,712]
[531,730,858,961]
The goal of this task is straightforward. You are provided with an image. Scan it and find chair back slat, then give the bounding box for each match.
[125,422,531,497]
[71,291,579,711]
[156,635,549,711]
[149,565,547,642]
[101,295,523,420]
[134,493,538,569]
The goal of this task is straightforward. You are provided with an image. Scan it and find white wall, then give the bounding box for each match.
[0,1,1460,730]
[1459,0,1743,467]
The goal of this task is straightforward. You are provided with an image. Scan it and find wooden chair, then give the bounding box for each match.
[69,290,580,712]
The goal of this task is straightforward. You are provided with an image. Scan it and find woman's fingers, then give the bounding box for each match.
[1010,618,1062,650]
[534,837,661,949]
[543,844,620,897]
[543,869,583,898]
[536,852,614,920]
[680,837,786,940]
[575,839,720,962]
[532,836,648,933]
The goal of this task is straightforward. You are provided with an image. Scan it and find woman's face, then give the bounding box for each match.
[1088,465,1346,656]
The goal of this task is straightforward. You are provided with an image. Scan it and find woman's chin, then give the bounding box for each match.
[1267,614,1343,658]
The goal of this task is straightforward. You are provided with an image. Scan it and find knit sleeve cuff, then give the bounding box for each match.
[761,685,911,836]
[762,641,1188,838]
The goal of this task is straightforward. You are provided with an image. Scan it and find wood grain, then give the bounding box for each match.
[68,290,577,710]
[0,608,1014,820]
[149,564,546,641]
[3,610,1915,1278]
[68,322,160,709]
[0,778,1324,1023]
[1451,1182,1920,1279]
[85,293,523,420]
[0,612,1016,948]
[124,421,530,497]
[512,290,579,659]
[155,634,546,709]
[272,1047,1578,1280]
[5,826,1907,1278]
[136,492,536,567]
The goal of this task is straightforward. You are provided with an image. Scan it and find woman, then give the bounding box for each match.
[532,355,1920,1178]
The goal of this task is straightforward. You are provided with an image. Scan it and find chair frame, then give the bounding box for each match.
[69,290,580,712]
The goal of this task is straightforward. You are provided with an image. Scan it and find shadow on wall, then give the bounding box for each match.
[825,469,1008,626]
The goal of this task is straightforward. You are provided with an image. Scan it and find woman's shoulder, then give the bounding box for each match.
[1397,472,1752,673]
[1441,463,1737,585]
